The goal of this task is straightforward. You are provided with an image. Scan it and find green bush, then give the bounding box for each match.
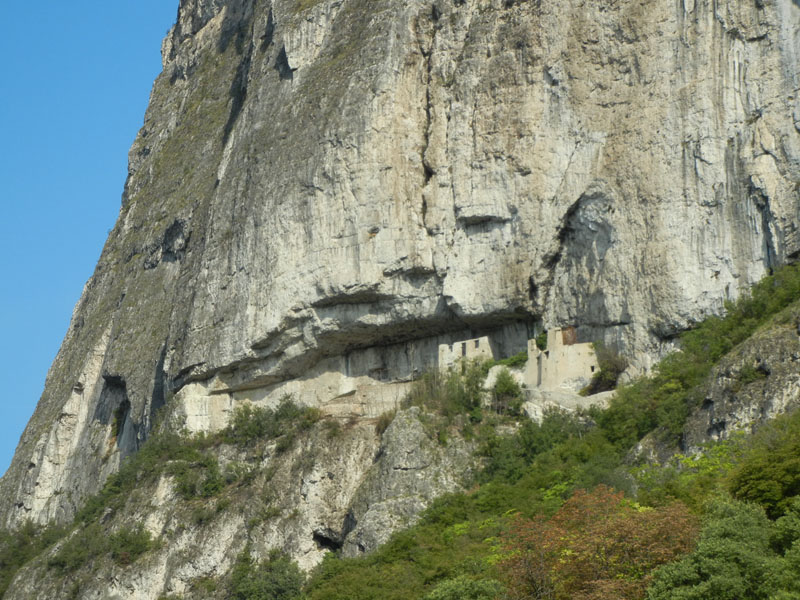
[495,351,528,369]
[423,575,501,600]
[535,332,548,351]
[77,431,205,523]
[0,521,67,595]
[223,397,321,450]
[402,362,485,420]
[492,368,523,416]
[48,523,154,572]
[737,363,769,385]
[729,409,800,518]
[169,454,225,500]
[596,262,800,449]
[481,409,588,483]
[48,523,107,573]
[634,436,744,510]
[580,342,628,396]
[109,525,154,566]
[229,547,304,600]
[646,496,800,600]
[375,410,396,435]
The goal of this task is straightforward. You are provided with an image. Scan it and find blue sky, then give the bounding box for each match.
[0,3,178,476]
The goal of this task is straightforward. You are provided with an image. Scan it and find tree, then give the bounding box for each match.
[729,411,800,519]
[423,576,500,600]
[493,368,523,415]
[229,547,304,600]
[646,496,798,600]
[499,486,698,600]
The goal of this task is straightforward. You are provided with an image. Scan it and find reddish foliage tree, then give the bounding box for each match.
[499,485,699,600]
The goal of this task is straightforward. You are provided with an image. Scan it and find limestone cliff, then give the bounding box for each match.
[3,407,478,599]
[2,0,800,542]
[684,302,800,452]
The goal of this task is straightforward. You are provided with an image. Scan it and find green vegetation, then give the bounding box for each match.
[7,265,800,597]
[647,497,800,599]
[737,363,769,385]
[402,363,485,425]
[303,402,627,599]
[596,263,800,448]
[422,576,500,600]
[0,397,319,590]
[304,264,800,598]
[77,396,320,525]
[48,523,154,573]
[0,522,67,596]
[535,331,548,351]
[634,435,745,511]
[304,407,800,599]
[223,397,321,449]
[375,409,396,435]
[729,410,800,519]
[500,486,698,600]
[485,350,529,370]
[490,368,523,415]
[580,342,628,396]
[229,547,304,600]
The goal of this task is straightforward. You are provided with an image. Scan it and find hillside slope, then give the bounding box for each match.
[2,0,800,587]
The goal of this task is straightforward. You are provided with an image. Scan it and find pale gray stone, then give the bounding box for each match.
[3,0,800,566]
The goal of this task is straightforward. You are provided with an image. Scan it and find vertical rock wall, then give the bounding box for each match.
[2,0,799,528]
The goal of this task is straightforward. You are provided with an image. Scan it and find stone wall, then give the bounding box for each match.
[526,329,599,393]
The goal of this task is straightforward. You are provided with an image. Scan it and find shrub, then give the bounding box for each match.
[403,362,485,419]
[322,418,343,439]
[634,436,744,510]
[48,523,154,572]
[535,332,548,351]
[229,547,304,600]
[729,409,800,518]
[223,397,321,450]
[168,454,225,500]
[0,521,67,595]
[499,486,699,600]
[48,523,107,573]
[109,525,153,566]
[423,575,501,600]
[496,351,528,369]
[481,409,590,484]
[646,496,798,600]
[595,262,800,449]
[737,363,769,385]
[375,409,396,435]
[492,368,523,416]
[580,343,628,396]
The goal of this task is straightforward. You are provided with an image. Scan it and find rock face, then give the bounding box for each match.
[684,303,800,452]
[2,0,800,535]
[3,409,476,599]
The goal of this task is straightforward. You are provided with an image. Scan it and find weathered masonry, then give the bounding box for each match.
[437,326,600,394]
[525,327,599,392]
